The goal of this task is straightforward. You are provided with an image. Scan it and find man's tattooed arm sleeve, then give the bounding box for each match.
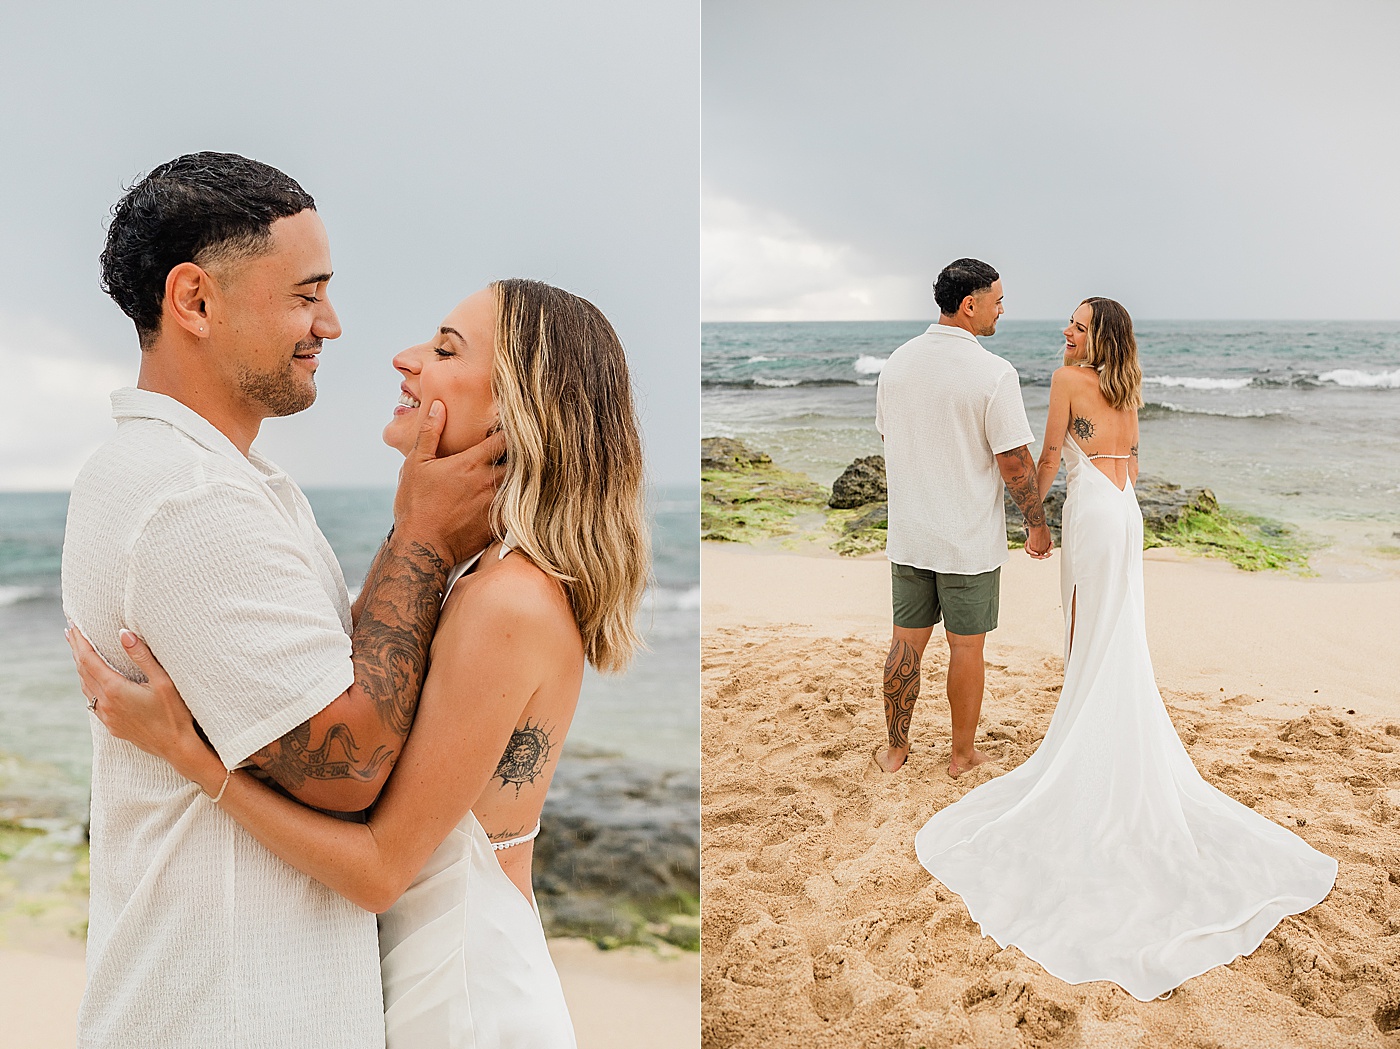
[252,536,452,804]
[996,446,1047,528]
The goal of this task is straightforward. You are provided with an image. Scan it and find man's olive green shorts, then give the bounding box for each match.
[890,562,1001,635]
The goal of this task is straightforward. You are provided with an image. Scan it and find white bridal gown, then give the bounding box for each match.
[377,542,577,1047]
[913,436,1337,1001]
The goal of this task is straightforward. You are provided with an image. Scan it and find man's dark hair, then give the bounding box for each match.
[933,258,999,316]
[99,152,316,345]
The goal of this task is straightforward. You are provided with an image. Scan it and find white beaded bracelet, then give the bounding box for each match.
[206,767,234,804]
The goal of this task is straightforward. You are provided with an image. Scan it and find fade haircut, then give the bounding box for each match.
[933,258,1000,316]
[99,152,316,346]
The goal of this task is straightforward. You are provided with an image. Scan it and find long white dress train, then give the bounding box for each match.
[913,436,1337,1001]
[377,543,577,1047]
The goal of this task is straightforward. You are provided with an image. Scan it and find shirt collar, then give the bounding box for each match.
[923,323,982,346]
[110,387,287,486]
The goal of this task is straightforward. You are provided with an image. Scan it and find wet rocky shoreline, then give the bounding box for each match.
[703,436,1304,570]
[0,746,700,950]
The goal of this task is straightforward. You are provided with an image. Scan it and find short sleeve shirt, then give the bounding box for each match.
[875,325,1035,574]
[61,389,383,1048]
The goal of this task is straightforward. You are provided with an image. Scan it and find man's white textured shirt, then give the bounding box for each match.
[876,324,1035,574]
[61,388,383,1048]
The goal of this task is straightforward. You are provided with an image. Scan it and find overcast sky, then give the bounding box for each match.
[703,0,1400,322]
[0,0,697,490]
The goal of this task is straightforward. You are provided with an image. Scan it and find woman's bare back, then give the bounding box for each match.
[432,540,585,900]
[1060,366,1139,489]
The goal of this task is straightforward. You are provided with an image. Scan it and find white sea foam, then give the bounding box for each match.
[1146,401,1278,419]
[1316,367,1400,389]
[853,355,887,375]
[754,377,800,388]
[1143,375,1252,391]
[0,585,45,607]
[746,355,777,363]
[643,585,701,613]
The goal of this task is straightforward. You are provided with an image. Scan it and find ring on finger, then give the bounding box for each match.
[87,695,98,712]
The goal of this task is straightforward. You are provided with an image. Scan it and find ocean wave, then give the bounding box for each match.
[1142,401,1283,419]
[703,378,864,390]
[853,355,887,375]
[746,355,777,363]
[649,585,701,611]
[1143,375,1253,391]
[0,585,48,607]
[1317,367,1400,389]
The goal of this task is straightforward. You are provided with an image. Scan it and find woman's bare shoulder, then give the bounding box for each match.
[437,550,581,658]
[1053,364,1097,385]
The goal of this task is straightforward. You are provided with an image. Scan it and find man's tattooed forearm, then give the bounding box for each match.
[352,539,452,737]
[253,721,395,790]
[493,720,554,796]
[883,639,920,749]
[999,447,1047,527]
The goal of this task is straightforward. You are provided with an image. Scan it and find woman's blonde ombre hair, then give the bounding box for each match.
[1081,297,1143,412]
[488,279,648,674]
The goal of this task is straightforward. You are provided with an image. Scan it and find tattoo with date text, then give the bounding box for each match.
[252,721,393,789]
[255,537,451,793]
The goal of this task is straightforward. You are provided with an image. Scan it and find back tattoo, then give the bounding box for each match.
[493,719,555,796]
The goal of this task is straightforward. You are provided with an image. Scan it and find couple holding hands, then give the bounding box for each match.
[873,258,1336,1000]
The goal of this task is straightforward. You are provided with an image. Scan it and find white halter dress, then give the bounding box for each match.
[378,537,577,1047]
[913,436,1337,1000]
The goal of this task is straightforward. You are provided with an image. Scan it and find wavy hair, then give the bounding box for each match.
[488,279,648,673]
[1081,297,1143,411]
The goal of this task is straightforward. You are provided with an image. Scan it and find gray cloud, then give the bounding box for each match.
[703,0,1400,320]
[0,0,697,488]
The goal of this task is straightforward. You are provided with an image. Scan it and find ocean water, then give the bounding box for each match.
[0,486,698,821]
[703,320,1400,528]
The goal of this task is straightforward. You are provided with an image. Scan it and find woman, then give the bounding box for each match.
[68,278,648,1046]
[913,297,1336,1001]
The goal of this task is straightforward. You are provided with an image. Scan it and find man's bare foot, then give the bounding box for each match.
[874,745,909,773]
[947,748,991,778]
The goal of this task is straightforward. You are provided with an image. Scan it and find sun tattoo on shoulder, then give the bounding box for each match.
[1071,415,1095,441]
[493,719,555,796]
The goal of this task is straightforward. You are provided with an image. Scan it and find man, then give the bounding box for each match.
[61,152,503,1047]
[873,258,1050,777]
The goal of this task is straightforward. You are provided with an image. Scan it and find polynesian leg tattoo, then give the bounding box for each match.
[883,639,921,749]
[254,537,451,793]
[1071,414,1096,441]
[493,719,555,797]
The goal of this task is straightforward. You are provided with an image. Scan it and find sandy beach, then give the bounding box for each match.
[0,938,699,1049]
[702,542,1400,1047]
